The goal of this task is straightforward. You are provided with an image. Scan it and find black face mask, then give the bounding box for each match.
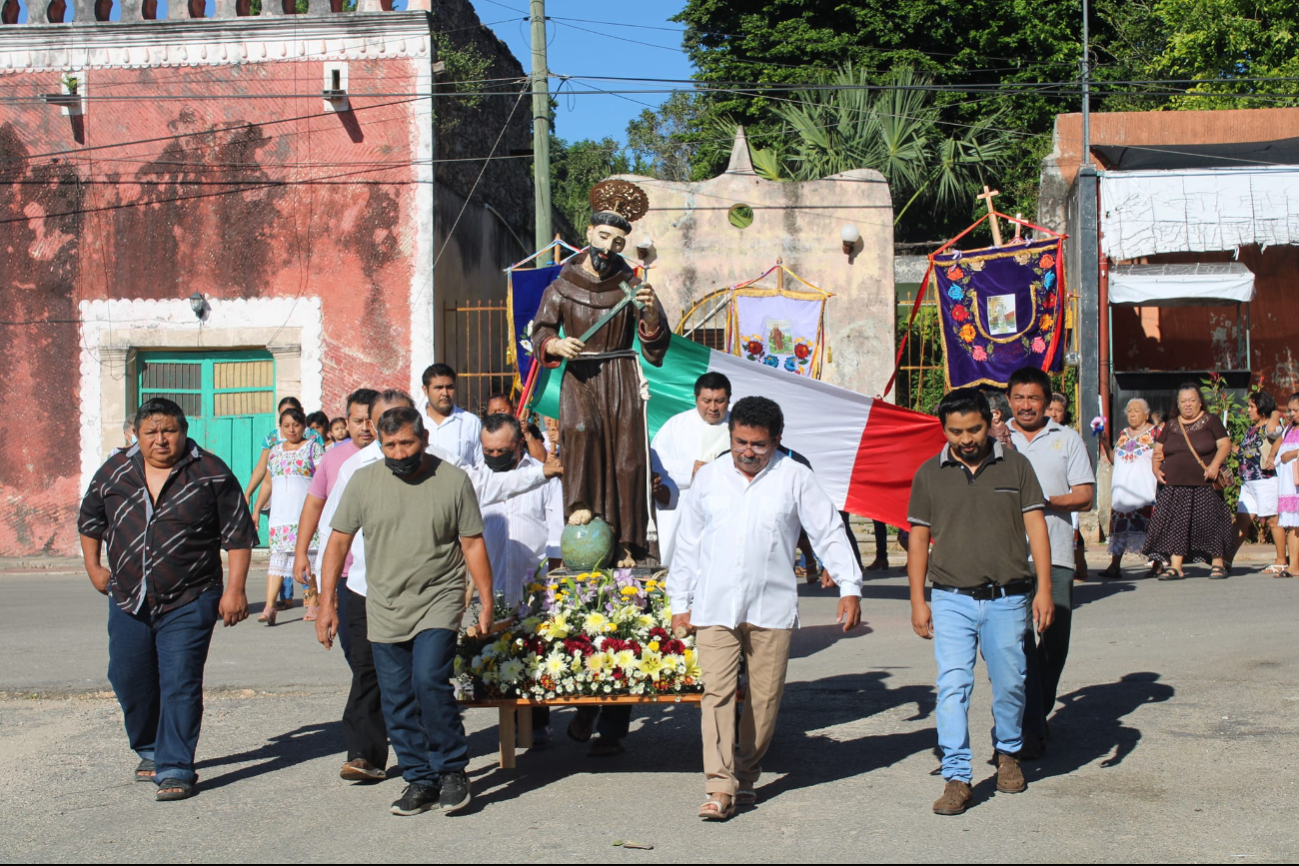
[385,452,424,477]
[484,449,520,473]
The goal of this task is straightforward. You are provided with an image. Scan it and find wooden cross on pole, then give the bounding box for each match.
[976,185,1002,247]
[1013,212,1023,242]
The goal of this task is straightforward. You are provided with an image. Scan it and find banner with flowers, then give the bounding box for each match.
[733,293,827,377]
[455,568,702,701]
[933,236,1066,389]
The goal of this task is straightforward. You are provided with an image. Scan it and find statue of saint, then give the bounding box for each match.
[531,180,670,566]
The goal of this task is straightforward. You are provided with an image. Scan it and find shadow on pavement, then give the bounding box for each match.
[196,721,344,791]
[463,670,935,812]
[1072,580,1138,609]
[1024,671,1175,781]
[789,622,874,659]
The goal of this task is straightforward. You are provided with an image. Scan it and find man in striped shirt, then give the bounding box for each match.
[78,397,258,802]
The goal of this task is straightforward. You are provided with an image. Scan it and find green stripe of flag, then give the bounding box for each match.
[526,333,712,439]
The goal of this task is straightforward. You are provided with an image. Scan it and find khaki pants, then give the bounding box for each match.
[696,624,793,797]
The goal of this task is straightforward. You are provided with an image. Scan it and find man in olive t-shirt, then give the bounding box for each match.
[906,388,1054,816]
[320,407,493,818]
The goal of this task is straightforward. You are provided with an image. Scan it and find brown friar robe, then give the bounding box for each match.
[531,255,670,554]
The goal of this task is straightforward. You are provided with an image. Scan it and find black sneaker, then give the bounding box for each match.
[390,783,438,816]
[438,771,471,813]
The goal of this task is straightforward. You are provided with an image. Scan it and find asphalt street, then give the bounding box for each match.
[2,550,1297,863]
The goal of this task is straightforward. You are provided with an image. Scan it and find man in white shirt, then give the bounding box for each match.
[479,414,564,606]
[314,389,560,782]
[484,392,551,463]
[668,396,863,821]
[418,363,484,468]
[651,372,731,567]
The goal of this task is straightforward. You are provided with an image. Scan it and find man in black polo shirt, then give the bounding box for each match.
[79,398,258,801]
[906,388,1054,816]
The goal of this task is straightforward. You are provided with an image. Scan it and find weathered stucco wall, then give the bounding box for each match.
[612,132,895,396]
[0,15,434,555]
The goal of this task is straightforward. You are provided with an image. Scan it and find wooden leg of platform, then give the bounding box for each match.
[518,705,534,749]
[498,706,517,769]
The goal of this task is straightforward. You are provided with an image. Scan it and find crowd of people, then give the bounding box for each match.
[76,355,1295,817]
[1099,384,1299,580]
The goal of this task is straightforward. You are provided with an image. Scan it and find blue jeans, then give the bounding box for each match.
[931,588,1030,783]
[279,576,294,603]
[371,628,466,787]
[106,586,221,786]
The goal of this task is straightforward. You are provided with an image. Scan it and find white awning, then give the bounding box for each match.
[1109,262,1255,306]
[1099,165,1299,259]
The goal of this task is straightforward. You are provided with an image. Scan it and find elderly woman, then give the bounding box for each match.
[1233,390,1286,574]
[1144,383,1235,579]
[1098,398,1159,578]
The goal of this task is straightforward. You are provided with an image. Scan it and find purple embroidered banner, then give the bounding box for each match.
[933,236,1066,389]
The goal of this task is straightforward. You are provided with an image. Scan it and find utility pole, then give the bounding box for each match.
[1080,0,1090,158]
[530,0,552,264]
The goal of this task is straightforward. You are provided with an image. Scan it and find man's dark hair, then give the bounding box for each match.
[134,397,189,433]
[485,390,514,408]
[986,391,1011,421]
[694,372,732,398]
[1250,390,1277,417]
[590,210,632,234]
[373,388,415,414]
[1007,366,1052,397]
[280,406,307,427]
[729,396,784,439]
[936,388,992,426]
[483,412,523,443]
[346,388,379,413]
[376,406,425,439]
[278,396,302,412]
[305,410,329,429]
[421,363,457,387]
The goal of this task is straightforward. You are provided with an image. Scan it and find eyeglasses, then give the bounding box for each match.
[735,442,772,455]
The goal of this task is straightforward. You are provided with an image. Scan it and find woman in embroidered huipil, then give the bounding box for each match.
[1232,390,1286,573]
[1099,399,1159,578]
[254,407,325,625]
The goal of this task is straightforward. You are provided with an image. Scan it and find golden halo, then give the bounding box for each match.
[589,179,649,223]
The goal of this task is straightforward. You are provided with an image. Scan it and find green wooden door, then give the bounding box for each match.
[137,350,276,547]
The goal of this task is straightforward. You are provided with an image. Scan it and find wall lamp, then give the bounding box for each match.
[840,224,861,255]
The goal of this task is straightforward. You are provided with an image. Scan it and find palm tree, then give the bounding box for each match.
[722,65,1013,226]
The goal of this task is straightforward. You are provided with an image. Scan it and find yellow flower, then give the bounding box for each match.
[583,612,609,636]
[959,323,976,343]
[637,650,665,682]
[612,649,637,670]
[547,584,559,591]
[620,586,640,597]
[648,640,660,652]
[538,613,570,641]
[528,582,544,593]
[1040,314,1054,330]
[603,622,618,632]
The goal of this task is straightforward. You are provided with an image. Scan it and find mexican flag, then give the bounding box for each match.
[527,334,946,528]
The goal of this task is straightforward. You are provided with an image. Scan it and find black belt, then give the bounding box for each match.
[931,579,1034,600]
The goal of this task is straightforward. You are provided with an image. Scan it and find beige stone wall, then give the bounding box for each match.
[611,131,895,396]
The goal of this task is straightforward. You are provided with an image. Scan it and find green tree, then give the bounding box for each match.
[625,92,706,182]
[550,137,631,243]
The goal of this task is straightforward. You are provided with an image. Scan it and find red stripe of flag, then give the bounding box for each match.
[843,401,947,529]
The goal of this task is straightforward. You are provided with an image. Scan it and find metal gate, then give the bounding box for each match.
[441,300,512,412]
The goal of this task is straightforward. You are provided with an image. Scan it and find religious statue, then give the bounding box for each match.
[532,180,671,566]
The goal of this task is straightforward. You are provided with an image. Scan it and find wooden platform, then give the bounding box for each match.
[459,694,703,768]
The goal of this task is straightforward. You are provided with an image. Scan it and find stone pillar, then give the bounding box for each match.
[268,343,302,407]
[100,347,131,463]
[306,0,329,14]
[262,0,285,16]
[119,0,142,19]
[72,0,94,21]
[213,0,237,16]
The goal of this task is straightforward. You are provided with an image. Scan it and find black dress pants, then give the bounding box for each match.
[342,589,389,769]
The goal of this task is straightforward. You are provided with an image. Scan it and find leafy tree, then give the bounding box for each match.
[550,136,631,242]
[625,92,706,182]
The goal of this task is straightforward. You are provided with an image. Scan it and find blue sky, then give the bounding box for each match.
[19,0,693,145]
[469,0,694,145]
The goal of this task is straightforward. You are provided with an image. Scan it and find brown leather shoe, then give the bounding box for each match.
[996,752,1026,793]
[340,758,385,782]
[932,780,972,815]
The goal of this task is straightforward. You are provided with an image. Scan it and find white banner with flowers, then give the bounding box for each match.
[733,293,826,377]
[455,569,703,700]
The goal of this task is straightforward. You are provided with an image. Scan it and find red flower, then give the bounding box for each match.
[946,266,965,281]
[1039,254,1055,270]
[1045,292,1057,308]
[794,342,811,360]
[952,305,968,322]
[746,340,763,356]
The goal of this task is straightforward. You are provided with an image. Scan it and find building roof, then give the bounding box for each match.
[1092,137,1299,171]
